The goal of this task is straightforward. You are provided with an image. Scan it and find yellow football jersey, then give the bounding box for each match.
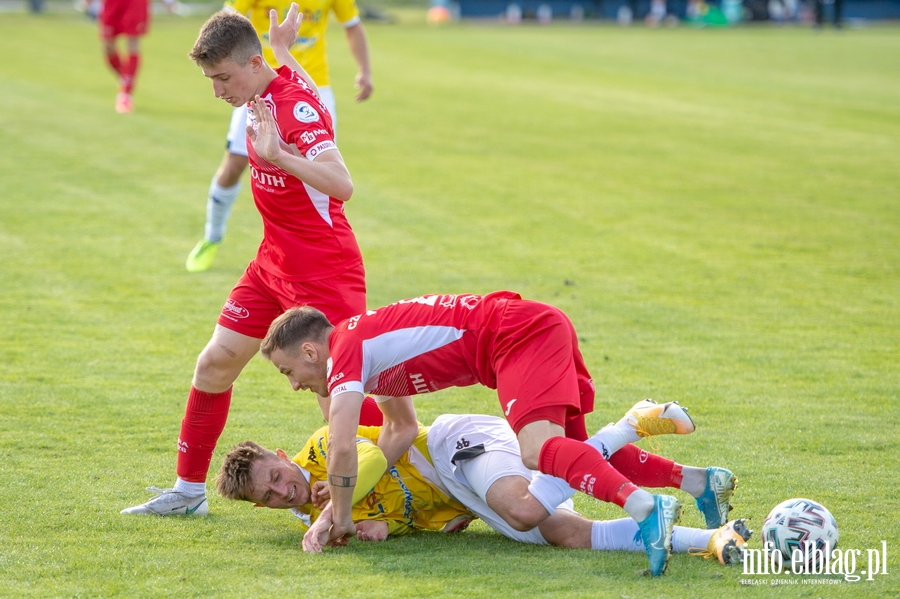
[292,425,473,535]
[223,0,360,86]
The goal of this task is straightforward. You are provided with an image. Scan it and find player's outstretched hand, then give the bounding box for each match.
[302,503,334,553]
[301,503,358,553]
[269,2,301,53]
[246,95,281,164]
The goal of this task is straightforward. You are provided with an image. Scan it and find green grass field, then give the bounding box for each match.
[1,10,898,598]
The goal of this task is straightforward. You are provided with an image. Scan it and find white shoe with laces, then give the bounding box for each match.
[121,486,208,516]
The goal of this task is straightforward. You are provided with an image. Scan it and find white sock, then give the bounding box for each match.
[622,489,656,522]
[679,466,708,498]
[204,178,241,243]
[584,421,638,459]
[672,525,715,553]
[526,473,576,515]
[174,478,206,497]
[590,518,644,551]
[590,520,714,554]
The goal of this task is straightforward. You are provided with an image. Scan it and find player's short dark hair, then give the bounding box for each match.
[216,440,270,502]
[260,306,334,359]
[189,11,262,67]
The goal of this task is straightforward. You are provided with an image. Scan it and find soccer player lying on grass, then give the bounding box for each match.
[259,291,724,574]
[216,413,751,567]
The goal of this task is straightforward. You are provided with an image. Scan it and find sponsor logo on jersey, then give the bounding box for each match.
[328,371,345,386]
[409,372,429,394]
[306,446,319,465]
[459,294,480,310]
[455,437,470,451]
[300,129,328,144]
[306,140,335,160]
[250,166,286,188]
[332,383,351,396]
[397,295,439,307]
[222,299,250,319]
[293,101,320,123]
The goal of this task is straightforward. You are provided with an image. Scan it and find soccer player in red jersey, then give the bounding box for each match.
[259,292,714,575]
[121,4,384,518]
[98,0,172,112]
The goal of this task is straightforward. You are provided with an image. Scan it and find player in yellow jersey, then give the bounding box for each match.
[185,0,373,272]
[219,423,476,536]
[217,414,752,566]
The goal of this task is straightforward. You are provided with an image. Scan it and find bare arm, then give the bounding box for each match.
[246,95,354,201]
[374,396,419,468]
[301,391,364,553]
[344,22,373,102]
[268,3,320,96]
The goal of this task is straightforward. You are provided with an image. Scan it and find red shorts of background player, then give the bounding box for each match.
[217,259,366,339]
[100,0,149,40]
[491,299,595,440]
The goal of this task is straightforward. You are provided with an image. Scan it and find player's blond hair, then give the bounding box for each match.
[216,441,272,502]
[260,306,333,359]
[189,11,261,67]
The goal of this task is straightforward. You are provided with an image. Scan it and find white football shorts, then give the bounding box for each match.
[426,413,575,545]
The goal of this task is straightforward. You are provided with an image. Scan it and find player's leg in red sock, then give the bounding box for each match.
[607,443,681,488]
[121,50,140,94]
[538,435,638,506]
[176,386,232,483]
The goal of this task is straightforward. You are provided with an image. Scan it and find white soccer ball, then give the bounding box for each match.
[762,498,839,568]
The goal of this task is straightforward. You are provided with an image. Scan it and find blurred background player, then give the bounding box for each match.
[185,0,374,272]
[99,0,148,113]
[121,6,378,518]
[98,0,174,113]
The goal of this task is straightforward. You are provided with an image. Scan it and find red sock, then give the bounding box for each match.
[607,443,680,488]
[176,386,232,483]
[359,396,384,426]
[120,52,140,94]
[538,436,635,506]
[106,52,122,76]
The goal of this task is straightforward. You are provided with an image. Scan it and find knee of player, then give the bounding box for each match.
[504,500,549,531]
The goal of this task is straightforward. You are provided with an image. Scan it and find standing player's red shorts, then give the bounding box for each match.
[217,259,366,339]
[490,299,595,441]
[100,0,149,39]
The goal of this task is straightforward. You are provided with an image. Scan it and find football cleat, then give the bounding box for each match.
[120,487,209,516]
[185,239,221,272]
[441,514,475,533]
[628,399,696,438]
[637,494,682,576]
[692,518,753,565]
[115,92,133,114]
[695,467,737,528]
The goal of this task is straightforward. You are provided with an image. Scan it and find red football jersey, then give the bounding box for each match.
[327,291,523,398]
[246,66,363,282]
